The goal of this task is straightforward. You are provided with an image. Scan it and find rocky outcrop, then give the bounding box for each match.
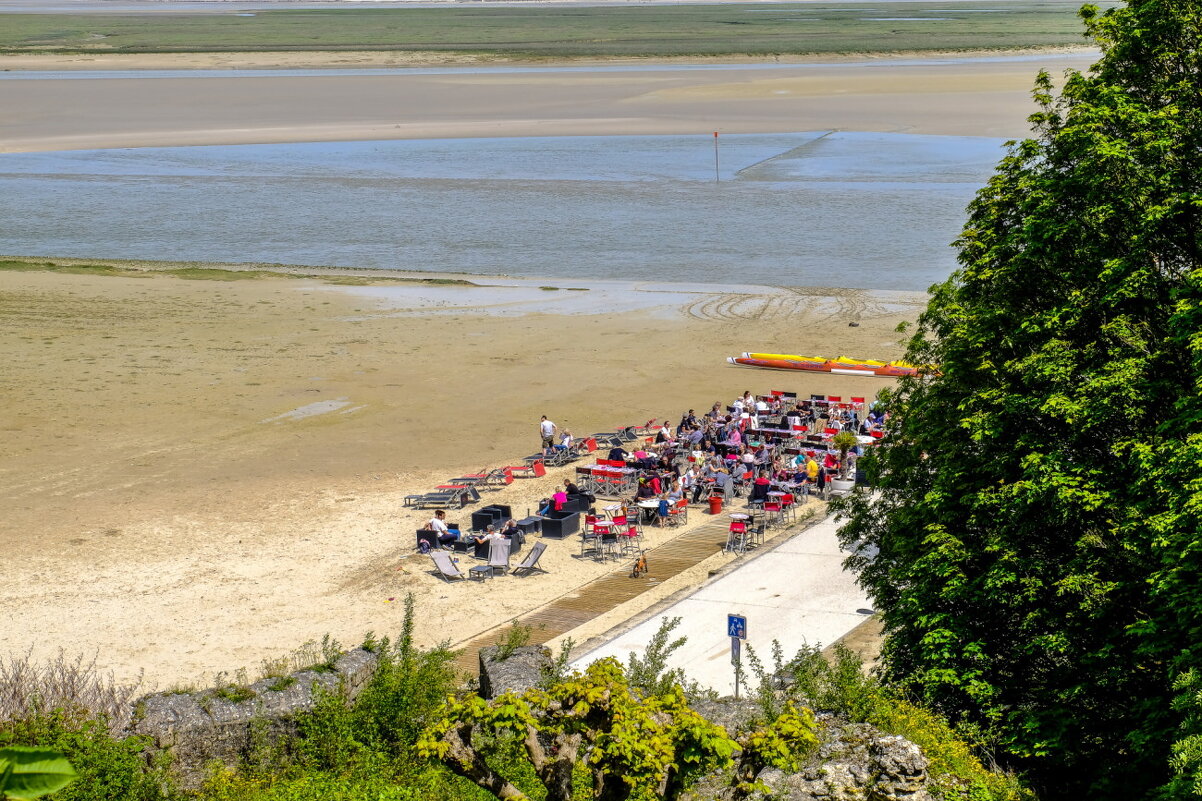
[477,644,552,699]
[743,716,931,801]
[131,648,379,790]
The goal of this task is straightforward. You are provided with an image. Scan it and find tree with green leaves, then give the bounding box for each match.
[837,1,1202,797]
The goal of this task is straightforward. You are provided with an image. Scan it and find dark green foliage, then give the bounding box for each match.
[0,713,173,801]
[837,1,1202,797]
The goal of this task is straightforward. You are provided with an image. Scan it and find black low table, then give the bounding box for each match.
[516,516,542,534]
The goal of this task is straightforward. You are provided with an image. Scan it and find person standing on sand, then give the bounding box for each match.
[540,415,557,452]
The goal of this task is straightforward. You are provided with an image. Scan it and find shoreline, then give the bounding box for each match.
[0,45,1097,72]
[0,255,932,300]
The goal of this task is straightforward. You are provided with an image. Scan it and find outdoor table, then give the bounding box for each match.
[729,513,750,521]
[516,516,542,535]
[469,564,493,581]
[637,499,660,524]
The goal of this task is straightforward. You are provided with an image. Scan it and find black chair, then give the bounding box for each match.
[562,494,592,514]
[481,504,513,519]
[472,508,503,532]
[416,529,440,551]
[505,530,526,553]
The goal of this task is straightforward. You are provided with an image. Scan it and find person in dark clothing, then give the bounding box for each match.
[608,446,629,462]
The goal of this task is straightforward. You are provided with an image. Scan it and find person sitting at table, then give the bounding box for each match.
[655,420,673,444]
[564,478,583,496]
[806,454,821,485]
[538,489,569,517]
[749,473,771,504]
[636,477,656,500]
[472,524,502,546]
[667,480,684,504]
[607,444,630,462]
[424,509,459,548]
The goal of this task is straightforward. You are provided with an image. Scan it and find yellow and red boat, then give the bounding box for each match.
[829,356,887,375]
[728,354,830,371]
[727,352,931,377]
[874,361,920,377]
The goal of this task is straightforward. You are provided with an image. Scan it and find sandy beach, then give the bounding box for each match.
[0,261,917,686]
[0,48,1077,688]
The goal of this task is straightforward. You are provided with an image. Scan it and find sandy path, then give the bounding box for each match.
[0,51,1097,152]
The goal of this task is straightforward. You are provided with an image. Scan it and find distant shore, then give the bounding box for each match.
[0,49,1096,153]
[0,46,1096,72]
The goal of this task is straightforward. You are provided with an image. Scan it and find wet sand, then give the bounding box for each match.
[0,50,1097,152]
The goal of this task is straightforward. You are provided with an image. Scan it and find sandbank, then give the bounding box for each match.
[0,50,1097,152]
[0,259,921,687]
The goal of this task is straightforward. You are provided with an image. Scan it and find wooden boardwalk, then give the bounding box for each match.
[452,510,812,676]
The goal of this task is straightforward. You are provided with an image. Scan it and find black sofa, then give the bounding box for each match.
[540,511,580,539]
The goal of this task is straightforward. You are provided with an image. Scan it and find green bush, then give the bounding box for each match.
[0,712,175,801]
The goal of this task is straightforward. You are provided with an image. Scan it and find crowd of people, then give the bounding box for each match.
[593,392,885,508]
[418,394,886,552]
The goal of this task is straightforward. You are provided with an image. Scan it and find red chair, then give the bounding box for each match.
[780,493,796,522]
[828,396,842,403]
[764,501,784,528]
[726,521,748,553]
[620,524,642,553]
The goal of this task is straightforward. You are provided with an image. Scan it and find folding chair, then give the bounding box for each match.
[512,542,548,577]
[430,551,467,582]
[487,538,512,576]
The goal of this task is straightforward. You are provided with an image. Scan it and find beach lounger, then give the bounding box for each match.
[436,484,482,503]
[430,551,467,582]
[512,542,548,577]
[507,460,546,478]
[487,538,512,576]
[411,489,470,509]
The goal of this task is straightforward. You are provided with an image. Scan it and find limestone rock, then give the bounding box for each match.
[477,645,551,699]
[131,648,379,790]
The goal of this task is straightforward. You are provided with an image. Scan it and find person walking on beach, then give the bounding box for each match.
[539,415,557,453]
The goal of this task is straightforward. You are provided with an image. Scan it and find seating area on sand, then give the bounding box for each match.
[415,390,886,586]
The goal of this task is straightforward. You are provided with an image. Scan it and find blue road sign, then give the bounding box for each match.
[727,613,747,640]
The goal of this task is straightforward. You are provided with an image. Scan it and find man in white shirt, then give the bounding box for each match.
[540,415,557,451]
[426,509,458,548]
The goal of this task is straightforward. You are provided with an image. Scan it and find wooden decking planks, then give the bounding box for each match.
[452,516,745,675]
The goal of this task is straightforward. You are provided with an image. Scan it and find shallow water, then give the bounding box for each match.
[0,131,1006,290]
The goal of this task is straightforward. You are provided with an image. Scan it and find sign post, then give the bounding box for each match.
[727,613,747,698]
[713,131,720,183]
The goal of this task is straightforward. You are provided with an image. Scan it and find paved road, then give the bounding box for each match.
[571,514,873,694]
